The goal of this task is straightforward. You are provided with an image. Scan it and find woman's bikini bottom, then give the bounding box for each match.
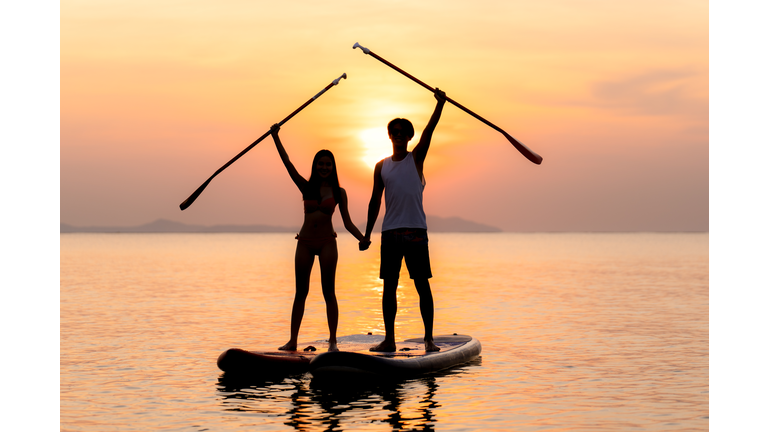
[295,232,337,256]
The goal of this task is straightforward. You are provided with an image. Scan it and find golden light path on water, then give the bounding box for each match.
[61,233,708,431]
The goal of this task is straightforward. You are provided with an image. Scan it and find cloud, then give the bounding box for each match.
[590,68,708,118]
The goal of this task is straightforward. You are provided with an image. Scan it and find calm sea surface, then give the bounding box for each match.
[60,233,708,431]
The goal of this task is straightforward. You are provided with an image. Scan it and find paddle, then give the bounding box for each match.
[352,43,542,165]
[179,73,348,210]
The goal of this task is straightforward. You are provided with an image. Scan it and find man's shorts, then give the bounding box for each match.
[379,228,432,280]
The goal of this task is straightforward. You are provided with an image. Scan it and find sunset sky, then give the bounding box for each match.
[60,0,709,231]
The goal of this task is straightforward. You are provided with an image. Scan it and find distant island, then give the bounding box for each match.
[60,216,502,233]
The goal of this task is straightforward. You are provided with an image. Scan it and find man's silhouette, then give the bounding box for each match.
[361,88,447,352]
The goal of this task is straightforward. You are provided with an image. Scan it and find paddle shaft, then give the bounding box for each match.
[353,43,542,165]
[179,73,347,210]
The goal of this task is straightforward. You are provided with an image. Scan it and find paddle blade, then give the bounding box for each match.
[179,179,211,210]
[502,132,543,165]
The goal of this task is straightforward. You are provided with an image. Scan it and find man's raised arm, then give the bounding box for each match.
[412,88,447,165]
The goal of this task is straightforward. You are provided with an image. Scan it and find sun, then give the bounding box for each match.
[359,127,392,169]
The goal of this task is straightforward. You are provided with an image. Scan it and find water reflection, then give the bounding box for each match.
[217,358,482,431]
[305,374,439,431]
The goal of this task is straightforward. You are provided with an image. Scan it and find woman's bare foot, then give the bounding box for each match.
[424,338,441,352]
[278,341,297,351]
[369,339,397,352]
[328,341,339,352]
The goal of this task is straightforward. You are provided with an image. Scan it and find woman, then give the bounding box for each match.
[270,124,369,352]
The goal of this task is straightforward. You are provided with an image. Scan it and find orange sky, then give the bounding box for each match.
[60,0,708,231]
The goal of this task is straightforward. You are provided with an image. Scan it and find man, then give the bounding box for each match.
[361,88,446,352]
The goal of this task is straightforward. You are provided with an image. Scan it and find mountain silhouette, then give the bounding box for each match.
[60,216,501,233]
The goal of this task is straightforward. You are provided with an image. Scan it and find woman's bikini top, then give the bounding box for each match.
[303,197,336,215]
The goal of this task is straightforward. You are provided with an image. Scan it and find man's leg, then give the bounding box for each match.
[371,230,402,352]
[414,278,440,351]
[405,230,438,351]
[370,277,399,352]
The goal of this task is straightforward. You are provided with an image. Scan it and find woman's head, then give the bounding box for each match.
[306,149,341,201]
[311,149,336,180]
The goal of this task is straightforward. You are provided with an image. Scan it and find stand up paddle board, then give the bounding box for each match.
[309,334,481,376]
[217,333,481,376]
[217,334,385,374]
[217,347,317,374]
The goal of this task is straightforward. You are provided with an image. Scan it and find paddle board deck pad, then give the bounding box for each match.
[308,334,481,376]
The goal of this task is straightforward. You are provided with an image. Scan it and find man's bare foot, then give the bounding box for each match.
[278,341,297,351]
[328,341,339,352]
[425,339,441,352]
[369,339,397,352]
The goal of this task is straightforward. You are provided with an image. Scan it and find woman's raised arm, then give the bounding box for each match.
[270,124,307,191]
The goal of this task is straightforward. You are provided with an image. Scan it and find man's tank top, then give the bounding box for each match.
[381,152,427,231]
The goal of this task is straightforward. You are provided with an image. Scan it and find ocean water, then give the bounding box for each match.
[60,232,708,431]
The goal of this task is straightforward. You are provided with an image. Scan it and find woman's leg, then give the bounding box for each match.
[318,239,339,351]
[279,242,314,351]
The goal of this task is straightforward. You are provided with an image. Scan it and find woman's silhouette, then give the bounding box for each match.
[270,124,369,352]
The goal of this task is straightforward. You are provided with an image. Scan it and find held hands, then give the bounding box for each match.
[358,238,371,251]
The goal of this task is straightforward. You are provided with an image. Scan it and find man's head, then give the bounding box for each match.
[387,118,415,142]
